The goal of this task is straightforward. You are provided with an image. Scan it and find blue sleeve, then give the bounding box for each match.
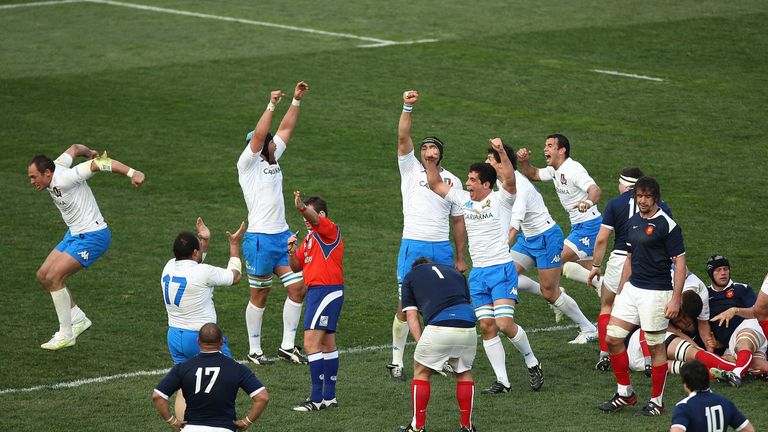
[727,399,748,429]
[401,275,417,310]
[670,404,690,430]
[239,364,265,396]
[665,224,685,258]
[739,285,757,308]
[602,199,618,228]
[155,365,183,397]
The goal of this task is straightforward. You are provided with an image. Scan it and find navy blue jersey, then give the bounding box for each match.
[155,351,264,431]
[626,208,685,290]
[671,389,749,432]
[602,190,672,252]
[401,263,476,327]
[708,282,757,346]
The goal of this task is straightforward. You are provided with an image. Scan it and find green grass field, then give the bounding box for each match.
[1,0,767,431]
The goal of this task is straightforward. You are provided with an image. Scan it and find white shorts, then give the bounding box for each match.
[724,319,767,356]
[611,281,671,332]
[602,250,627,294]
[414,325,477,374]
[182,426,233,432]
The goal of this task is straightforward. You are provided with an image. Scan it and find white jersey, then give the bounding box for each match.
[445,188,514,268]
[399,151,463,241]
[161,258,235,331]
[538,157,601,224]
[48,153,107,235]
[506,172,556,237]
[678,269,710,320]
[237,134,289,234]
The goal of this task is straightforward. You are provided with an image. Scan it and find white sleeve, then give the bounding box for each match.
[538,166,555,181]
[499,186,516,208]
[54,152,74,168]
[445,188,469,207]
[448,176,464,217]
[572,166,597,192]
[273,134,287,161]
[237,144,259,171]
[397,151,419,177]
[508,187,527,231]
[204,264,236,287]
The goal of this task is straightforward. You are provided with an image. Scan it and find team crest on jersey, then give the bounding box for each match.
[78,251,89,261]
[444,178,452,186]
[726,290,734,298]
[560,174,567,185]
[481,199,491,210]
[645,225,655,235]
[52,187,62,197]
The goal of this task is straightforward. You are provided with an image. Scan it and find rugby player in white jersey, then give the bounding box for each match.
[486,145,597,345]
[517,134,604,294]
[426,138,543,394]
[388,90,467,381]
[160,218,246,422]
[28,145,145,350]
[238,81,308,366]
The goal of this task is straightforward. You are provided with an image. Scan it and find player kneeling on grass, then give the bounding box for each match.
[398,257,477,432]
[288,191,345,412]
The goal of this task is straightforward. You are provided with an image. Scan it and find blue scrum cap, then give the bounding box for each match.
[420,136,444,163]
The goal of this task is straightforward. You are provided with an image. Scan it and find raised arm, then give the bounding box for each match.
[84,150,145,187]
[490,138,516,195]
[398,90,419,156]
[515,148,541,181]
[451,216,467,273]
[249,90,284,154]
[294,190,319,227]
[196,217,210,262]
[64,144,98,160]
[225,221,246,284]
[424,155,450,198]
[275,81,309,144]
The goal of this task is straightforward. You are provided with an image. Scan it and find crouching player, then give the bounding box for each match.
[288,192,344,412]
[398,258,477,432]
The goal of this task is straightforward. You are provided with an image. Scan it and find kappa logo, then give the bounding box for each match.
[465,201,473,209]
[579,237,591,247]
[52,187,62,197]
[78,251,89,261]
[319,315,329,326]
[551,255,561,264]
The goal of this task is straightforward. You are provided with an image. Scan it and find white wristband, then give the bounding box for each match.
[267,102,276,112]
[126,168,135,178]
[227,256,242,273]
[291,98,301,107]
[403,103,413,113]
[585,199,594,207]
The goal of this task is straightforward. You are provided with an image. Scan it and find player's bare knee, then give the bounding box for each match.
[478,318,497,336]
[395,309,406,321]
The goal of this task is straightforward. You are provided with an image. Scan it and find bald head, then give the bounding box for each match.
[198,323,223,345]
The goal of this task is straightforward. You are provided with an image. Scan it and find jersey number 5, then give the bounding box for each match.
[162,275,188,306]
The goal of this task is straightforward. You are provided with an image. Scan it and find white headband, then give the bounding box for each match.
[619,175,638,187]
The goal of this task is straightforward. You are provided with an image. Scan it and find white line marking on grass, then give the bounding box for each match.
[0,323,577,395]
[82,0,437,48]
[0,0,82,9]
[592,69,665,82]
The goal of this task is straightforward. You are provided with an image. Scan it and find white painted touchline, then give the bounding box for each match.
[592,69,665,82]
[0,323,578,395]
[0,0,81,10]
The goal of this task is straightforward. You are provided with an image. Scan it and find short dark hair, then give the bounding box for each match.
[620,166,644,180]
[680,360,710,392]
[305,196,328,215]
[199,322,223,344]
[468,162,497,187]
[547,133,570,158]
[173,232,200,260]
[30,154,55,174]
[681,290,703,321]
[412,257,433,268]
[633,176,661,202]
[487,143,518,170]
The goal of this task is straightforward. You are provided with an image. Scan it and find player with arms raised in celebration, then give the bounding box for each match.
[28,144,145,350]
[238,81,309,366]
[388,90,467,381]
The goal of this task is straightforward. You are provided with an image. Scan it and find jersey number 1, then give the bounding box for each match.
[431,266,445,279]
[162,275,188,306]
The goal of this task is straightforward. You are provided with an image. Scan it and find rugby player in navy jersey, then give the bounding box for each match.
[153,323,269,431]
[670,360,754,432]
[598,176,685,417]
[702,256,766,387]
[398,258,477,432]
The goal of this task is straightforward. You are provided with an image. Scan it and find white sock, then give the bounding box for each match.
[281,298,302,350]
[617,384,633,397]
[391,316,409,366]
[246,302,265,354]
[51,289,73,338]
[553,291,596,333]
[517,275,542,296]
[70,305,86,323]
[482,336,510,387]
[508,326,539,368]
[563,261,601,290]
